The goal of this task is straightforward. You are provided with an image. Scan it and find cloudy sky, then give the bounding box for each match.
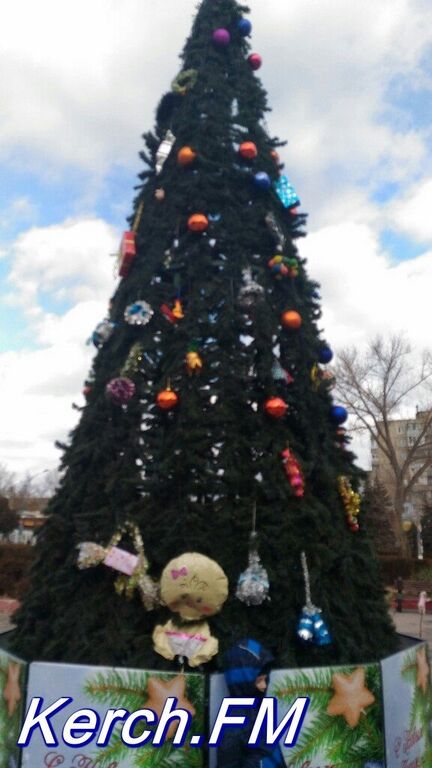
[1,0,432,477]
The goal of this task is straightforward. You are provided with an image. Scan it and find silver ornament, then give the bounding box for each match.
[155,130,176,175]
[272,358,293,384]
[91,319,115,348]
[236,549,270,606]
[124,300,154,326]
[238,268,264,309]
[265,211,286,251]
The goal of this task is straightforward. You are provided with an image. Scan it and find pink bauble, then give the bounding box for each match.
[248,53,262,71]
[213,28,231,46]
[106,377,136,405]
[291,475,303,488]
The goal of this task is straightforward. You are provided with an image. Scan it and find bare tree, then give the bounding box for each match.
[0,496,19,537]
[0,464,16,496]
[335,334,432,554]
[33,468,61,497]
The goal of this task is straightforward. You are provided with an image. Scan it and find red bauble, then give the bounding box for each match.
[156,388,179,411]
[248,53,262,70]
[188,214,209,233]
[239,142,258,160]
[270,149,280,163]
[281,310,302,330]
[178,146,197,166]
[82,385,92,397]
[264,397,288,419]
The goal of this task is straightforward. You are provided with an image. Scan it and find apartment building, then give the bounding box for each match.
[370,409,432,528]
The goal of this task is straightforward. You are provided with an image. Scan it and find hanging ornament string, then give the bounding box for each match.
[301,551,313,613]
[132,200,145,233]
[297,552,332,646]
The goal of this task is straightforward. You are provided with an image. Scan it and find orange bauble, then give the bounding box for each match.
[270,149,280,163]
[282,310,302,330]
[239,142,258,160]
[188,214,209,233]
[178,146,197,166]
[264,397,288,419]
[156,388,179,411]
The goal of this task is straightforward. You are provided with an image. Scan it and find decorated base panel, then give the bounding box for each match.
[0,648,27,768]
[8,637,432,767]
[382,641,432,768]
[209,639,432,768]
[21,663,205,768]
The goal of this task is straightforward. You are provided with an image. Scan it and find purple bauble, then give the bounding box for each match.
[106,377,136,405]
[213,28,231,46]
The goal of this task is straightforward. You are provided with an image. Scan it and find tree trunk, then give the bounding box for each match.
[393,487,411,558]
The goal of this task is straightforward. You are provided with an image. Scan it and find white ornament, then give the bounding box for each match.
[156,130,176,175]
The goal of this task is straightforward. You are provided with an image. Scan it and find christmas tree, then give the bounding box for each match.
[12,0,396,669]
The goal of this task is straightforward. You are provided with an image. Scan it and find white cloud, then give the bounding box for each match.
[6,218,117,324]
[0,342,97,476]
[0,217,118,474]
[389,180,432,243]
[300,220,432,350]
[1,0,432,476]
[0,0,430,193]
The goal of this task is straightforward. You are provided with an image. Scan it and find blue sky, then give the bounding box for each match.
[1,0,432,474]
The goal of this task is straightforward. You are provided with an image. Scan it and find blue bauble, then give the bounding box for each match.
[297,610,314,642]
[254,172,272,191]
[312,611,332,646]
[319,347,333,365]
[238,18,252,36]
[330,405,348,425]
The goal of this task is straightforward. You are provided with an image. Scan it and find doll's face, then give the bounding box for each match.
[161,553,229,621]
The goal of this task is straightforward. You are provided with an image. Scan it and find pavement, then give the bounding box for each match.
[391,608,432,646]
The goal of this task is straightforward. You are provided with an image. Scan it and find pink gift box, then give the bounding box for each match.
[104,546,138,576]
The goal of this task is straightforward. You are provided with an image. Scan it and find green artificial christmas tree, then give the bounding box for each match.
[12,0,397,669]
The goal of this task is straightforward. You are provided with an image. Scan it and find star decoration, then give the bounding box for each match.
[416,646,430,694]
[3,662,21,717]
[327,667,375,728]
[143,674,195,739]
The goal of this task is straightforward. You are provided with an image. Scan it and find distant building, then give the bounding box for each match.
[8,498,49,545]
[370,410,432,555]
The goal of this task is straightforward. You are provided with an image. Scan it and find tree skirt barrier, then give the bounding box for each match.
[0,634,430,768]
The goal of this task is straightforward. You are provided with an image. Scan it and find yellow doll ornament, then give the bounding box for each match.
[153,553,229,666]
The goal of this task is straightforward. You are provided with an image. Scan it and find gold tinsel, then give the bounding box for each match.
[77,521,159,611]
[338,476,361,529]
[121,343,144,377]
